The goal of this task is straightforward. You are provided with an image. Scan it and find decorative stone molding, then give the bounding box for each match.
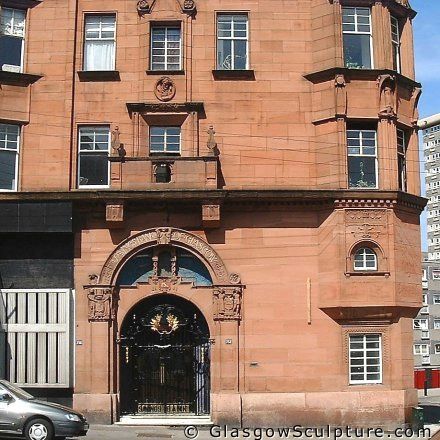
[213,287,243,321]
[202,204,220,228]
[137,0,156,15]
[411,87,422,127]
[137,0,197,15]
[334,199,396,209]
[111,126,126,158]
[87,287,117,322]
[154,77,176,102]
[181,0,197,14]
[99,228,232,284]
[106,202,124,224]
[334,74,347,118]
[377,74,397,119]
[150,276,181,293]
[206,126,219,156]
[345,209,387,240]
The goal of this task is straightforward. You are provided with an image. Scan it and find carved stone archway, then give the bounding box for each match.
[86,228,243,322]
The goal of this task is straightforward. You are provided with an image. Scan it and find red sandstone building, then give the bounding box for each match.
[0,0,425,428]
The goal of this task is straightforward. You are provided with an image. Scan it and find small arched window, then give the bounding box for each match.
[354,248,377,271]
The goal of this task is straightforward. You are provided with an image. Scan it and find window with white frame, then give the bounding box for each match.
[0,123,20,191]
[397,129,407,191]
[151,26,182,71]
[423,294,428,306]
[150,127,181,154]
[413,319,428,330]
[353,247,377,271]
[434,295,440,304]
[434,319,440,330]
[342,7,373,69]
[433,271,440,280]
[349,334,382,384]
[347,128,378,188]
[84,15,116,71]
[436,344,440,355]
[0,8,26,72]
[414,344,429,356]
[391,16,401,73]
[78,126,110,187]
[217,14,249,70]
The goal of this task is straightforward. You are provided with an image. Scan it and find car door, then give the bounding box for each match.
[0,384,18,433]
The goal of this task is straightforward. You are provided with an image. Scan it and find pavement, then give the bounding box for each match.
[64,424,439,440]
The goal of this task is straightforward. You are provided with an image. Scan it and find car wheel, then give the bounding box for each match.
[24,418,54,440]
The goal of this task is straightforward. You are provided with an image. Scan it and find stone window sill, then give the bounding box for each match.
[77,70,120,82]
[146,70,185,76]
[345,271,390,278]
[0,71,43,87]
[212,69,255,81]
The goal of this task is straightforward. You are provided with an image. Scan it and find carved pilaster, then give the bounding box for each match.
[213,286,243,321]
[87,287,117,322]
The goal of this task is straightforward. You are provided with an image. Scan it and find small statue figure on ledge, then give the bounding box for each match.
[111,126,126,157]
[207,125,219,156]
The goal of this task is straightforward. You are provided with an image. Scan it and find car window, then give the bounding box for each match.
[0,381,33,400]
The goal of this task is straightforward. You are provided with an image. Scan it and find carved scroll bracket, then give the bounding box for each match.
[213,286,243,321]
[86,286,118,322]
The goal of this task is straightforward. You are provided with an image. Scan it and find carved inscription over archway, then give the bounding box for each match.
[99,228,230,285]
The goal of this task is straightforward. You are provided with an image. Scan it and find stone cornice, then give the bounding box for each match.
[126,102,205,115]
[304,68,421,90]
[0,190,427,212]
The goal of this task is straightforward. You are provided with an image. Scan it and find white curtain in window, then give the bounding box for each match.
[84,41,114,71]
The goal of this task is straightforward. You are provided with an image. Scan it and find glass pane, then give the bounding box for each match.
[348,156,377,188]
[350,374,364,381]
[84,41,115,71]
[151,127,165,136]
[0,150,17,190]
[344,34,372,69]
[350,358,364,365]
[0,35,23,69]
[234,40,247,69]
[79,153,108,186]
[350,335,363,342]
[217,39,232,70]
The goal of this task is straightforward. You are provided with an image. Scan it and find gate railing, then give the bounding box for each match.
[0,289,73,388]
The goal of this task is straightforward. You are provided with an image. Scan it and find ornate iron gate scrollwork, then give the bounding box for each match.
[119,297,211,416]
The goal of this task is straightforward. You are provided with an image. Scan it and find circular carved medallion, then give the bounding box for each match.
[154,76,176,102]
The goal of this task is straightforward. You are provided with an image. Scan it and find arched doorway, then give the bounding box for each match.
[119,294,211,416]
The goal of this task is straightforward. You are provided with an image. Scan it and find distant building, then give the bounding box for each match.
[414,253,440,370]
[420,114,440,261]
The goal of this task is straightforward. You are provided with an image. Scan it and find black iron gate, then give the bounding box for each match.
[119,296,211,416]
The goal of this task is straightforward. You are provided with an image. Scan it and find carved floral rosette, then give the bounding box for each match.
[213,287,243,321]
[87,287,116,322]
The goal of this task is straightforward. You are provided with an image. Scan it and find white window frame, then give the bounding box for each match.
[432,271,440,280]
[349,334,382,385]
[347,128,378,189]
[342,7,374,69]
[83,14,116,71]
[414,344,429,356]
[353,247,378,271]
[149,126,181,154]
[434,295,440,305]
[216,13,249,70]
[150,26,182,71]
[0,8,26,73]
[397,128,407,191]
[77,126,110,189]
[434,319,440,330]
[0,123,20,192]
[391,15,401,73]
[413,319,428,330]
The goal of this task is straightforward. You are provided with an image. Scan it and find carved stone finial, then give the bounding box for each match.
[111,126,126,157]
[206,125,219,156]
[154,77,176,102]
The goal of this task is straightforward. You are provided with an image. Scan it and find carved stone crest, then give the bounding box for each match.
[156,227,172,245]
[182,0,196,13]
[150,276,180,293]
[154,77,176,102]
[214,287,242,321]
[88,288,115,322]
[137,0,155,14]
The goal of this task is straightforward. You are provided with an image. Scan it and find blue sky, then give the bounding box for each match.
[411,0,440,251]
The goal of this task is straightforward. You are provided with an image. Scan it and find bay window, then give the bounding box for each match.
[342,7,373,69]
[78,126,110,187]
[0,8,25,72]
[217,14,249,70]
[0,123,20,191]
[347,127,378,189]
[84,15,116,71]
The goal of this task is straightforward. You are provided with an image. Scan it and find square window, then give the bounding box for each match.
[150,127,181,154]
[78,126,110,187]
